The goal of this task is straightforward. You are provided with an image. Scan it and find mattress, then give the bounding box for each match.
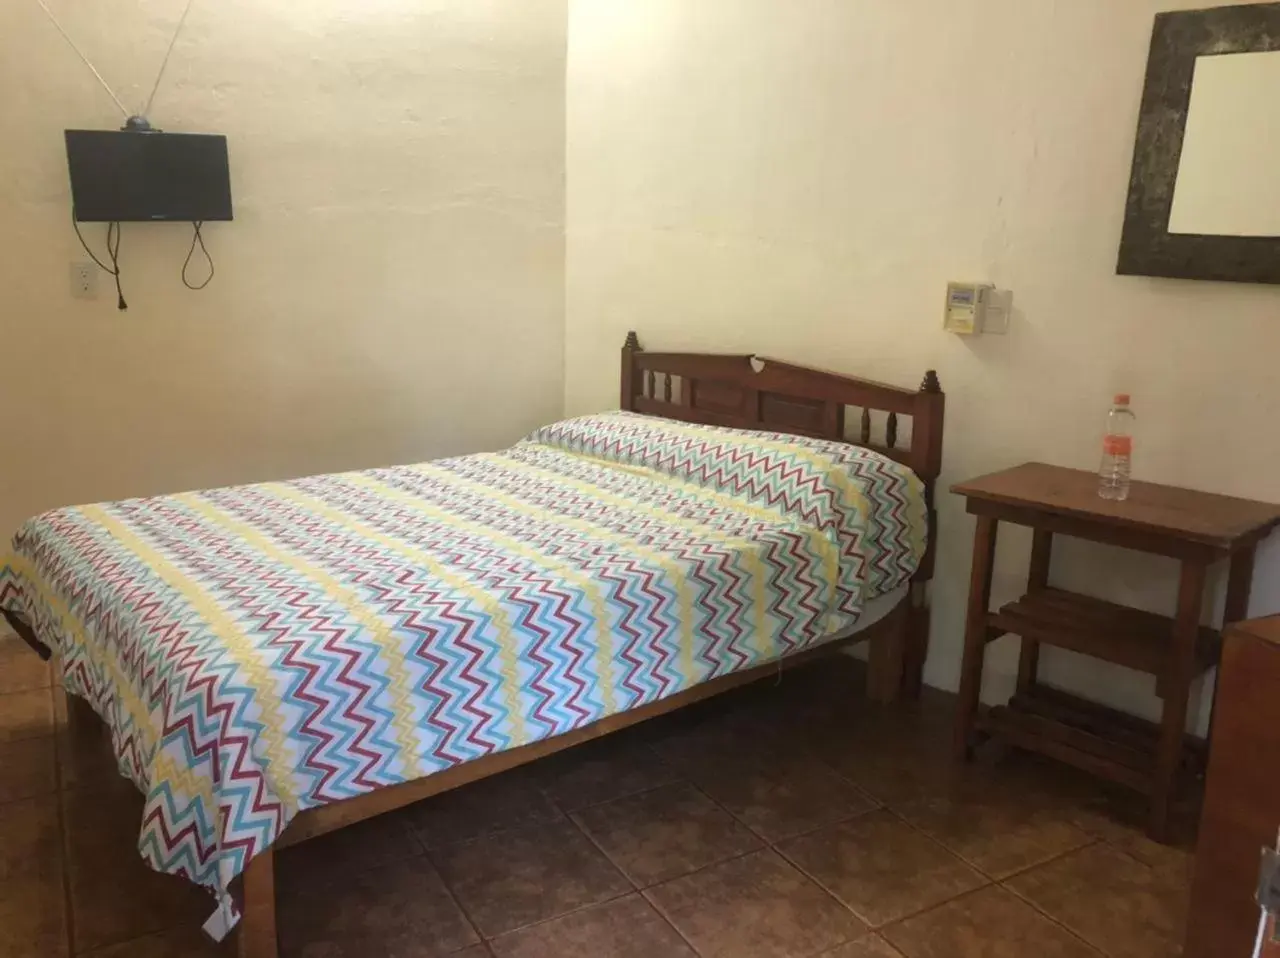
[0,411,926,933]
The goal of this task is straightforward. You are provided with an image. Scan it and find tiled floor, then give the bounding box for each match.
[0,633,1195,957]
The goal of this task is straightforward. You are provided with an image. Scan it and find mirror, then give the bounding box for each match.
[1117,3,1280,285]
[1169,51,1280,238]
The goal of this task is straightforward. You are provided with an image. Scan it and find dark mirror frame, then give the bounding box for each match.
[1117,2,1280,285]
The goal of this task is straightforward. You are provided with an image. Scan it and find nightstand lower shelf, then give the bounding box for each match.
[976,685,1205,794]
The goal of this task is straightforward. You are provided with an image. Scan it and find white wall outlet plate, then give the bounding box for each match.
[70,261,97,300]
[983,288,1013,335]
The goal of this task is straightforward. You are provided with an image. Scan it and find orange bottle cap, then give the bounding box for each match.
[1114,393,1130,405]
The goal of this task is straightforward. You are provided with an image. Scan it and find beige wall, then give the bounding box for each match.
[0,0,566,537]
[566,0,1280,726]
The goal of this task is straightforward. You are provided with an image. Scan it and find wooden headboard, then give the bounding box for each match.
[620,331,945,581]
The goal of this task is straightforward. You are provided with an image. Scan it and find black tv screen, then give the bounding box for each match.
[65,130,233,223]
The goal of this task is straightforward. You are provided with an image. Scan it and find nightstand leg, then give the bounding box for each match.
[1223,546,1256,627]
[1016,530,1053,694]
[954,515,999,766]
[1150,559,1208,842]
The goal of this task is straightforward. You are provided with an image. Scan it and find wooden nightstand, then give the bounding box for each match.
[951,462,1280,842]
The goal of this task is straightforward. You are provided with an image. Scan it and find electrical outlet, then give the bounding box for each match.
[70,261,97,300]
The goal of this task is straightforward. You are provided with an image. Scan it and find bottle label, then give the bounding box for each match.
[1103,435,1131,456]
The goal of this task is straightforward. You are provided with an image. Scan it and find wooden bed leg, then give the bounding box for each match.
[238,848,278,958]
[902,582,930,700]
[866,602,908,705]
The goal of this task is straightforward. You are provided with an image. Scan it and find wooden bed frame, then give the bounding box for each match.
[49,333,945,958]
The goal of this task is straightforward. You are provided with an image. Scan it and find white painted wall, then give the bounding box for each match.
[566,0,1280,728]
[0,0,566,538]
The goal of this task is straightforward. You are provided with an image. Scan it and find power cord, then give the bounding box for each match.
[107,221,126,309]
[182,221,214,290]
[71,212,127,310]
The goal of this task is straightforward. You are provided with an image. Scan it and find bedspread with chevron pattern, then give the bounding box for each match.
[0,411,925,933]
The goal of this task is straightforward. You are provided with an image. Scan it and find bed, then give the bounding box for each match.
[0,333,944,957]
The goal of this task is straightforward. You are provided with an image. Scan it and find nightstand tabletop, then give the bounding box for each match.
[952,461,1280,550]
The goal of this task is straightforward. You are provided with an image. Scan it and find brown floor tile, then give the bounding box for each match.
[788,697,952,760]
[572,782,761,886]
[63,786,212,952]
[0,689,55,743]
[993,750,1201,872]
[803,684,953,749]
[489,894,694,958]
[1006,842,1187,958]
[778,810,986,927]
[0,797,62,885]
[535,734,679,812]
[649,700,791,773]
[817,734,952,809]
[432,818,630,938]
[0,637,51,695]
[690,752,878,842]
[1060,795,1197,882]
[0,873,68,958]
[646,848,864,958]
[79,925,233,956]
[277,807,424,889]
[738,658,904,736]
[0,736,57,805]
[405,767,562,850]
[819,935,905,958]
[71,878,206,954]
[883,886,1098,958]
[1105,830,1194,885]
[895,776,1093,878]
[279,856,478,958]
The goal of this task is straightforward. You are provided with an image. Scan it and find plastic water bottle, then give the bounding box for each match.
[1098,393,1135,501]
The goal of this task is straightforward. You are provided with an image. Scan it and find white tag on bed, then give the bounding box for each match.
[202,895,239,942]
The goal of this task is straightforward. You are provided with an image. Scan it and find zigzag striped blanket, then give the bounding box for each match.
[0,411,925,933]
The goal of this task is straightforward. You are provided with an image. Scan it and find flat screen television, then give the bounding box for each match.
[65,129,233,223]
